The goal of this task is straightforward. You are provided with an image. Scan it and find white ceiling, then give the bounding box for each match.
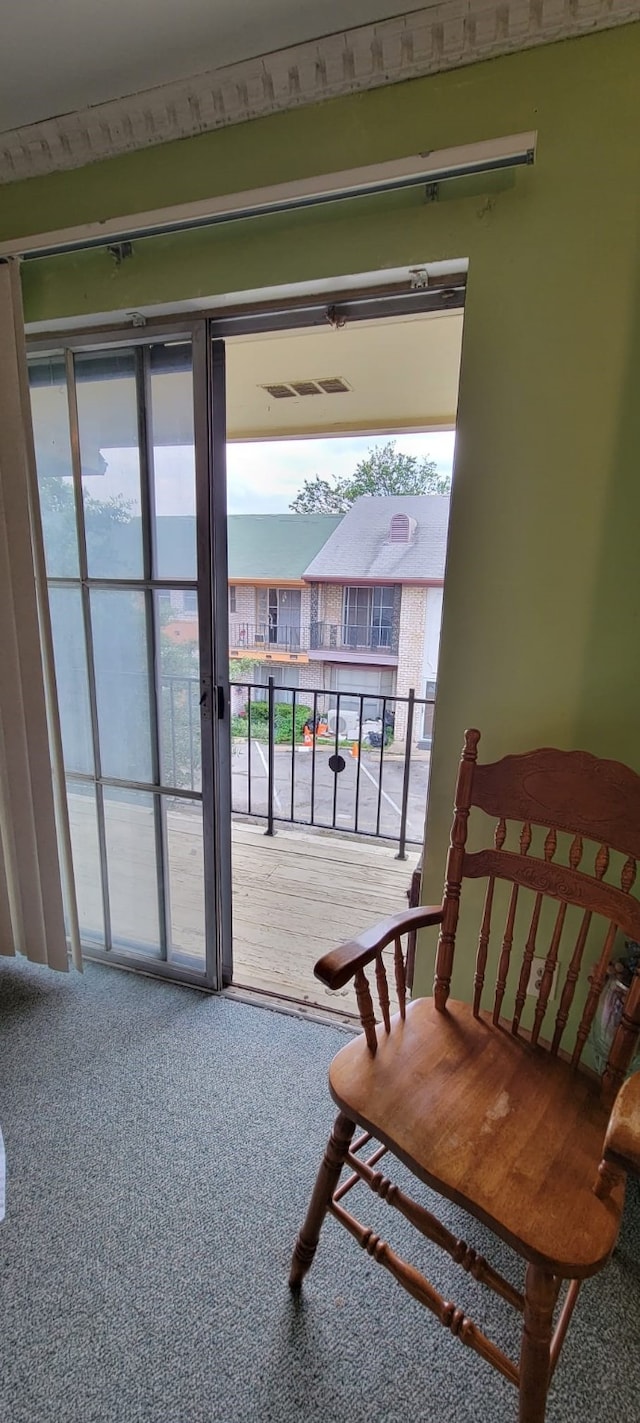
[29,310,463,465]
[1,0,411,132]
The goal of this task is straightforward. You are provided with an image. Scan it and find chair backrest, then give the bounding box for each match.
[434,730,640,1098]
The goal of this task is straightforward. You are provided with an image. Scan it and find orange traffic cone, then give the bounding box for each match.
[303,726,313,746]
[350,741,359,759]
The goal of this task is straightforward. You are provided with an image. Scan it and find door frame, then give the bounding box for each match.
[27,275,466,990]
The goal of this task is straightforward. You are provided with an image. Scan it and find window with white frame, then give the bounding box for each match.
[342,586,394,649]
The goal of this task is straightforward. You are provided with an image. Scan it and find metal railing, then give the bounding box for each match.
[229,620,308,653]
[310,621,397,654]
[229,676,434,859]
[161,673,435,856]
[228,621,398,655]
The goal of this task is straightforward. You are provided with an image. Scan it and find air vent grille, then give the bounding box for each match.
[264,383,296,399]
[261,376,351,399]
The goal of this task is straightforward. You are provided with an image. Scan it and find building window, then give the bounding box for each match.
[182,589,198,616]
[229,586,237,614]
[342,586,394,649]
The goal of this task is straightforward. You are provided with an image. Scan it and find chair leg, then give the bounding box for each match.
[519,1264,557,1423]
[289,1111,355,1290]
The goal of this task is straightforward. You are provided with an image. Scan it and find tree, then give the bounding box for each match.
[39,472,134,573]
[289,440,450,513]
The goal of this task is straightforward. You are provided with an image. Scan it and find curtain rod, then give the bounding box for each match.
[0,133,535,262]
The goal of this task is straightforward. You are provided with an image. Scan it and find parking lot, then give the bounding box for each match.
[231,737,430,847]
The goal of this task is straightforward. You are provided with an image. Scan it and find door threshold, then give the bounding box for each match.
[225,981,358,1032]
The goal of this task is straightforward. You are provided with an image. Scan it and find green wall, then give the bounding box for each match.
[4,26,640,1001]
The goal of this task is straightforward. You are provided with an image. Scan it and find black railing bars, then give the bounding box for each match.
[161,674,434,857]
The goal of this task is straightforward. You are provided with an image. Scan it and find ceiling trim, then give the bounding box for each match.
[1,1,638,186]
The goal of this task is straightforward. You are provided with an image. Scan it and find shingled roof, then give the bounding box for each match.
[302,495,449,583]
[228,514,341,580]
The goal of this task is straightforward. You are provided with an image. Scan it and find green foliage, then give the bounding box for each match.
[230,697,313,745]
[247,699,269,725]
[289,440,450,513]
[39,473,134,571]
[273,702,312,744]
[230,656,256,681]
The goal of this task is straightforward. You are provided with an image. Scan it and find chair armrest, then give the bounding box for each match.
[314,905,444,992]
[602,1070,640,1178]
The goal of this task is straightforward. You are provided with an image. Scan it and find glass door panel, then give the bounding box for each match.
[28,334,223,987]
[75,350,144,578]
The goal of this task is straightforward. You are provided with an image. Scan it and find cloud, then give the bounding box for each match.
[226,433,455,514]
[96,432,456,517]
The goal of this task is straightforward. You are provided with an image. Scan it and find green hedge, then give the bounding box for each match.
[231,699,313,744]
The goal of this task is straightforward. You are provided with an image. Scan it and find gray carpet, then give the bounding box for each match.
[1,958,639,1423]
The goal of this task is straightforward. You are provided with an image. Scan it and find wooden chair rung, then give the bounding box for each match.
[329,1197,520,1387]
[349,1146,525,1315]
[351,1131,374,1154]
[333,1143,388,1203]
[550,1280,581,1377]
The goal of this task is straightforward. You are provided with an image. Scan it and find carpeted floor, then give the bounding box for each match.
[1,958,639,1423]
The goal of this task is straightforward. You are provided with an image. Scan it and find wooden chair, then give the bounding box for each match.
[290,730,640,1423]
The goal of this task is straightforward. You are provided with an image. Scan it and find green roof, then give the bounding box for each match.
[227,514,342,580]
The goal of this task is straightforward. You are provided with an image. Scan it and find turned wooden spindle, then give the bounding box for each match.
[473,818,506,1015]
[434,729,480,1011]
[375,952,391,1034]
[474,879,495,1017]
[513,894,543,1035]
[551,909,592,1055]
[531,901,567,1046]
[621,855,637,894]
[354,966,378,1054]
[493,882,519,1026]
[393,935,406,1020]
[572,919,618,1067]
[569,833,583,871]
[595,843,610,881]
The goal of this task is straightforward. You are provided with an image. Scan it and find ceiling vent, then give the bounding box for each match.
[263,383,296,399]
[261,376,351,399]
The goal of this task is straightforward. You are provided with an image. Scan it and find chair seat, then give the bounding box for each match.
[329,998,626,1278]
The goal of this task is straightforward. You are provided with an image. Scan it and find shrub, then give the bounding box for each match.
[247,698,269,724]
[273,702,312,744]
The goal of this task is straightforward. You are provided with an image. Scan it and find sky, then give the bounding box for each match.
[88,431,456,517]
[225,432,456,514]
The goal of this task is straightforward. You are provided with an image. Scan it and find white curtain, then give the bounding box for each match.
[0,258,81,972]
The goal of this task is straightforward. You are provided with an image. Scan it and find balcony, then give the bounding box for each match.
[309,621,398,660]
[229,620,310,661]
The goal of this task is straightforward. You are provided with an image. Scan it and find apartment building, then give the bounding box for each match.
[228,495,449,740]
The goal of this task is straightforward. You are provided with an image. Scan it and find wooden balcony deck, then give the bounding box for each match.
[231,822,418,1016]
[67,791,418,1013]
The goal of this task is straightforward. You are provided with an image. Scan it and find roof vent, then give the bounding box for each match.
[261,376,351,399]
[389,514,416,543]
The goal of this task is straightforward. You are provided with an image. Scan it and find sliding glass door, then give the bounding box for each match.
[29,332,230,987]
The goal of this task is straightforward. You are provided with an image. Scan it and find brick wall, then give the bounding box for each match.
[298,661,325,692]
[229,583,256,631]
[319,584,344,630]
[394,585,428,744]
